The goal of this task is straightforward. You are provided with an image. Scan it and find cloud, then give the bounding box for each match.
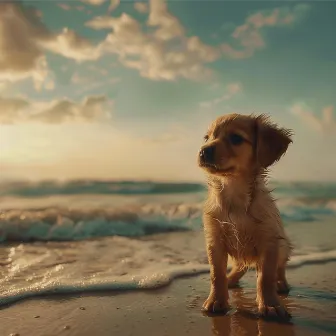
[147,0,185,41]
[0,1,311,86]
[86,0,220,81]
[0,3,50,85]
[108,0,120,13]
[290,103,336,133]
[0,97,30,124]
[199,82,243,108]
[42,28,102,61]
[86,0,310,81]
[221,4,311,59]
[0,3,101,88]
[134,2,148,14]
[0,82,9,93]
[0,95,113,124]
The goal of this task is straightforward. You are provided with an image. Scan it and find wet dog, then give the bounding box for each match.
[198,113,293,319]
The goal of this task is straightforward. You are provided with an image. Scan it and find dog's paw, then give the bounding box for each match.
[202,293,230,314]
[277,280,290,295]
[258,303,291,321]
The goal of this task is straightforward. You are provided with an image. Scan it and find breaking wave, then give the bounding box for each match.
[0,180,335,242]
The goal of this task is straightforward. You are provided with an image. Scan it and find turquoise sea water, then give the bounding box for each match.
[0,179,335,329]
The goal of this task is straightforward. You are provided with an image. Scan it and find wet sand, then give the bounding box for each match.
[1,262,335,336]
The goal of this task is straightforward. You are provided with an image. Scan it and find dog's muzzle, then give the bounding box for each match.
[199,145,216,165]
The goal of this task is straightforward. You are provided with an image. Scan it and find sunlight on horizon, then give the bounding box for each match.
[0,123,204,182]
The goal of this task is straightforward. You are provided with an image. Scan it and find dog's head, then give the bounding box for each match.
[198,113,293,178]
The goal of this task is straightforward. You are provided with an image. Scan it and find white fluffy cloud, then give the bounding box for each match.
[290,103,336,133]
[86,0,310,81]
[0,95,113,124]
[147,0,185,41]
[0,1,310,86]
[42,28,102,62]
[0,3,101,88]
[199,83,243,108]
[221,4,310,59]
[86,0,220,81]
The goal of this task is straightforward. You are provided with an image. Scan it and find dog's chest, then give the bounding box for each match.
[205,181,286,263]
[215,208,257,260]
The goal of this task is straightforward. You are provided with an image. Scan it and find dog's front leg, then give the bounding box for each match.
[256,240,291,320]
[202,215,229,313]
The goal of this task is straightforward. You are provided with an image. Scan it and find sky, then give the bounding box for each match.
[0,0,335,182]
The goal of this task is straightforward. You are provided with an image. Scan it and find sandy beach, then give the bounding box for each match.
[1,261,335,336]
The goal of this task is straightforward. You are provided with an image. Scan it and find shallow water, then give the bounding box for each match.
[0,180,335,307]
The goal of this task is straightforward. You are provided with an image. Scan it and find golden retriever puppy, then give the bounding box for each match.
[198,113,293,319]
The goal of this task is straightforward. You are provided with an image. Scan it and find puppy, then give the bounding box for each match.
[198,113,293,319]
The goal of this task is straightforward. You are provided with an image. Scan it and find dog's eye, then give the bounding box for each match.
[204,135,209,142]
[228,133,244,146]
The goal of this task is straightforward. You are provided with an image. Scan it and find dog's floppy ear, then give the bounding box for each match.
[253,114,293,168]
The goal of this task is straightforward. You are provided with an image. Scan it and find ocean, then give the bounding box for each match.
[0,180,335,307]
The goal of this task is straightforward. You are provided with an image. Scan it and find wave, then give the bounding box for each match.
[2,179,336,198]
[0,197,335,242]
[0,204,203,242]
[0,180,206,197]
[272,181,336,199]
[0,180,335,243]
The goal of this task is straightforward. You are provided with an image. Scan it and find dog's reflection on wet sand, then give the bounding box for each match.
[208,287,295,336]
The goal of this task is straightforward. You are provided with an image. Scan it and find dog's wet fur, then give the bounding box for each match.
[198,113,293,320]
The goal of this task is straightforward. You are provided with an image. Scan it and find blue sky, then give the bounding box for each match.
[0,0,335,182]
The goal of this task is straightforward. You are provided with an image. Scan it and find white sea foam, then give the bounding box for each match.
[0,230,335,307]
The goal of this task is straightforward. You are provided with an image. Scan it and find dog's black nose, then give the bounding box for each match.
[200,145,215,164]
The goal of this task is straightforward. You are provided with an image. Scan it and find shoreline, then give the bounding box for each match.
[1,261,335,336]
